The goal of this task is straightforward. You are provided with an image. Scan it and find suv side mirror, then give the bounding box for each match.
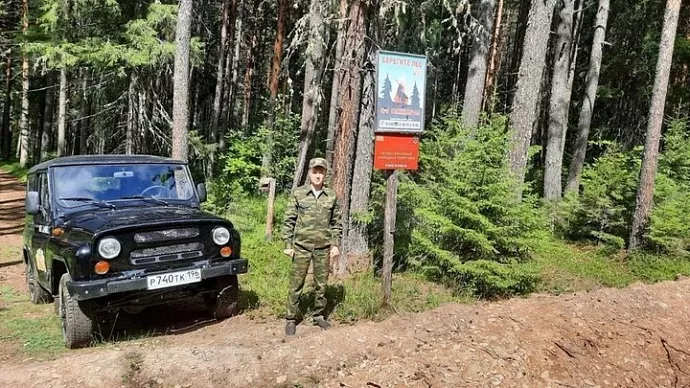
[26,191,40,215]
[196,183,207,203]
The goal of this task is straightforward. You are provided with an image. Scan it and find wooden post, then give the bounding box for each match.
[265,177,276,240]
[382,169,398,307]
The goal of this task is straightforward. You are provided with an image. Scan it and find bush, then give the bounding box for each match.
[376,112,545,297]
[208,107,300,210]
[553,143,640,246]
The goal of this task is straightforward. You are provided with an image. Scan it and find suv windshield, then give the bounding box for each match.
[53,164,196,208]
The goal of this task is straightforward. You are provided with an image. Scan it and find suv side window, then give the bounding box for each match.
[37,172,50,223]
[27,174,38,193]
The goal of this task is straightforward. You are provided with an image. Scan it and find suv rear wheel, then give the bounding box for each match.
[59,273,94,348]
[204,275,239,320]
[25,260,53,304]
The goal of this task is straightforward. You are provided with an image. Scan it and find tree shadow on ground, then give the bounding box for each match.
[92,288,261,344]
[294,284,346,323]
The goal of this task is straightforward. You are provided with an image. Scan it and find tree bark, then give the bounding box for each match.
[332,1,367,266]
[40,72,54,162]
[483,0,504,111]
[1,55,11,160]
[171,0,193,162]
[18,0,29,167]
[224,1,243,144]
[126,72,137,155]
[241,19,258,130]
[506,0,531,108]
[462,0,496,129]
[260,0,289,177]
[291,0,329,190]
[78,71,90,154]
[508,0,558,190]
[210,0,230,146]
[543,0,576,200]
[345,43,376,272]
[565,0,610,194]
[57,69,68,157]
[219,0,238,152]
[629,0,682,250]
[326,0,349,167]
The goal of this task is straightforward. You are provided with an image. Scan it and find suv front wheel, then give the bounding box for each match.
[59,273,94,348]
[204,275,239,320]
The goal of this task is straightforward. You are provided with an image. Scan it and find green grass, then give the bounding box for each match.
[217,196,467,322]
[522,238,690,294]
[0,160,28,183]
[0,287,64,358]
[214,195,690,321]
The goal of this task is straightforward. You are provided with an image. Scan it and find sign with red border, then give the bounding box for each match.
[373,134,420,170]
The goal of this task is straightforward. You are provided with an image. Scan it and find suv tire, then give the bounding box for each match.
[26,260,53,304]
[59,273,93,348]
[205,275,239,320]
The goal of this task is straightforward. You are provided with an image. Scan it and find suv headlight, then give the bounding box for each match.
[98,237,121,259]
[212,227,230,245]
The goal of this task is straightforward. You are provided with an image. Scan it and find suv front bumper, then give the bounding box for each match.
[65,258,248,301]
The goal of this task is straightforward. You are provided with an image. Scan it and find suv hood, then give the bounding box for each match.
[60,205,228,234]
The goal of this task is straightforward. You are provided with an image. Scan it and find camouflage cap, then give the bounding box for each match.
[309,157,328,170]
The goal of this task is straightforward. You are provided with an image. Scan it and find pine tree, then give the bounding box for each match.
[411,82,421,109]
[380,74,393,104]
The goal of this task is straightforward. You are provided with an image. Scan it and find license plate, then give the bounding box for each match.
[146,269,202,290]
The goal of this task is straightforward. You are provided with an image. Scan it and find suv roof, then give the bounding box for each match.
[28,154,186,174]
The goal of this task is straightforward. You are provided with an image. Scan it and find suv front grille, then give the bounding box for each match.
[133,228,200,243]
[130,242,204,265]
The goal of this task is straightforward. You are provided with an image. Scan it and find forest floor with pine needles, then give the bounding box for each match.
[1,167,690,387]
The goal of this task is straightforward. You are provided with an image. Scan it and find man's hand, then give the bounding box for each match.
[283,249,294,258]
[330,246,340,259]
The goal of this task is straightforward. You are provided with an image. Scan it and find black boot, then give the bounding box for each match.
[314,316,331,330]
[285,320,296,336]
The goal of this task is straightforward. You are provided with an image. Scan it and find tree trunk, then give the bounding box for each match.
[291,0,329,190]
[325,0,349,167]
[171,0,193,162]
[78,72,89,154]
[219,0,238,152]
[241,9,259,131]
[331,1,367,264]
[565,0,610,194]
[260,0,289,177]
[40,72,54,162]
[210,0,230,145]
[508,0,558,190]
[57,69,68,157]
[18,0,29,166]
[483,0,504,111]
[1,55,11,160]
[506,0,531,108]
[543,0,577,200]
[629,0,682,250]
[126,72,137,155]
[225,2,243,138]
[462,0,496,129]
[345,43,376,272]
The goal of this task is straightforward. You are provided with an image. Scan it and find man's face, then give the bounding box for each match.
[309,166,326,187]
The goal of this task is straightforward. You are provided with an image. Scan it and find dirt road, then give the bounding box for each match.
[1,170,689,388]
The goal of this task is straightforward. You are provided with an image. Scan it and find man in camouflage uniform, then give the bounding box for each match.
[282,157,342,336]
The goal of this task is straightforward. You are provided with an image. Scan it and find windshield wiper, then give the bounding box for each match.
[58,197,116,209]
[118,196,169,206]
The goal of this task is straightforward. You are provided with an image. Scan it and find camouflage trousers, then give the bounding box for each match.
[286,246,329,320]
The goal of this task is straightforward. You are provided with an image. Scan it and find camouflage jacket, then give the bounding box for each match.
[282,185,342,251]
